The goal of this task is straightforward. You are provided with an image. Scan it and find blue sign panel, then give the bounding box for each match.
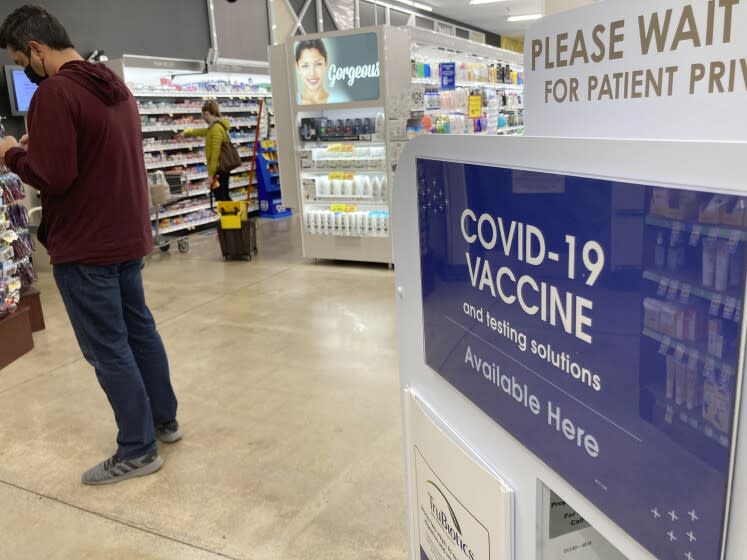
[439,62,456,91]
[418,159,744,560]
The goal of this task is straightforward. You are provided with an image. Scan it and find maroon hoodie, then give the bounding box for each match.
[6,60,152,265]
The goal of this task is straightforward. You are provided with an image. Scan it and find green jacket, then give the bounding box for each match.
[184,118,231,177]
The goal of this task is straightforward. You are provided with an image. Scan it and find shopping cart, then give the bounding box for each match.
[149,171,190,254]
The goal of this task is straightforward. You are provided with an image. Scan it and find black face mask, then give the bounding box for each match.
[24,52,47,86]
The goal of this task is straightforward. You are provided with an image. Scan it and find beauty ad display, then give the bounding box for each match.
[294,32,380,106]
[417,159,746,560]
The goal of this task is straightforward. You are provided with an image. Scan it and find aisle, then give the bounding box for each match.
[0,218,407,560]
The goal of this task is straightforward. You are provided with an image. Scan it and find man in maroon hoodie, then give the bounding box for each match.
[0,6,181,485]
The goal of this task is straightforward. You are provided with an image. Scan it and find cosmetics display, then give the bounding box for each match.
[299,115,378,142]
[643,189,747,450]
[277,26,523,264]
[411,58,523,86]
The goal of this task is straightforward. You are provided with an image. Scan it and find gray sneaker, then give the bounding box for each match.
[155,420,183,443]
[81,449,163,486]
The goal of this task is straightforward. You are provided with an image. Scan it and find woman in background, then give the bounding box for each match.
[182,100,232,201]
[296,39,329,105]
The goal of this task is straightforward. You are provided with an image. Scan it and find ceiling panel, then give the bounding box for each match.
[414,0,545,38]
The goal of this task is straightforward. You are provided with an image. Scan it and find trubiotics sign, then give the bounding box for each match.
[418,158,745,560]
[524,0,747,140]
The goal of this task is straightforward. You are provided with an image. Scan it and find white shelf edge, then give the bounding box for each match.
[157,215,219,235]
[133,91,272,99]
[138,107,259,116]
[143,137,254,153]
[141,121,257,133]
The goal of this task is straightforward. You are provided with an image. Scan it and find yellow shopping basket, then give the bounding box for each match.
[217,201,248,230]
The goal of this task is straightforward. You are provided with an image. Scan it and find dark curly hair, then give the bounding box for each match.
[0,5,74,56]
[295,39,327,63]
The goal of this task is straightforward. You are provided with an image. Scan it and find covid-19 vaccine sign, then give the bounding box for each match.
[418,158,745,560]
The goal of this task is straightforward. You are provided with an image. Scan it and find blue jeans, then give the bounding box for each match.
[54,259,177,459]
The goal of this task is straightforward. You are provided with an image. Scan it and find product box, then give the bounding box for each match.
[699,195,731,224]
[703,376,733,433]
[299,118,319,142]
[650,188,700,220]
[720,197,746,227]
[665,355,676,400]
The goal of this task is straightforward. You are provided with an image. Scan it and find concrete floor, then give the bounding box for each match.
[0,218,408,560]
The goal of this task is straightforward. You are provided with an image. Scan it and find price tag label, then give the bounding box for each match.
[657,278,670,296]
[689,225,703,246]
[468,95,483,118]
[710,295,723,316]
[330,204,346,212]
[667,280,679,300]
[679,283,691,303]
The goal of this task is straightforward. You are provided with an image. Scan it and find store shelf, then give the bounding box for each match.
[308,196,388,204]
[143,137,253,152]
[142,120,257,133]
[132,90,271,99]
[301,140,387,148]
[650,387,730,448]
[187,167,252,182]
[411,78,523,91]
[641,327,733,372]
[151,202,211,221]
[302,167,386,173]
[142,141,203,152]
[145,157,205,170]
[496,126,524,134]
[645,214,747,242]
[643,268,743,304]
[138,107,258,116]
[157,215,219,235]
[182,179,255,198]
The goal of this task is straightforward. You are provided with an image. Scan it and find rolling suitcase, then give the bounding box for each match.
[216,202,258,261]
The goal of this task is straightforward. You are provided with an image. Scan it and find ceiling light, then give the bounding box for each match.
[393,0,433,11]
[507,13,543,22]
[469,0,509,5]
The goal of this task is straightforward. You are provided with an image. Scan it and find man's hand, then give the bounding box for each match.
[19,134,29,148]
[0,136,20,163]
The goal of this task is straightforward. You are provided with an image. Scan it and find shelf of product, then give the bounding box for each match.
[301,173,389,203]
[303,208,390,238]
[0,168,37,319]
[256,139,290,219]
[142,134,254,153]
[131,90,271,99]
[141,117,258,133]
[137,99,261,115]
[640,188,746,465]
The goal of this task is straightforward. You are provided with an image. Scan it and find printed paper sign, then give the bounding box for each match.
[406,392,513,560]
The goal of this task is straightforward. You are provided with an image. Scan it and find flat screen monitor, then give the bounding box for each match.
[4,65,37,116]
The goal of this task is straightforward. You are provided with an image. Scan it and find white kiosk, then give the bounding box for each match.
[394,2,747,559]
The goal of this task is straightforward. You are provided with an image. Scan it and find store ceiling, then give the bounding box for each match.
[423,0,545,38]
